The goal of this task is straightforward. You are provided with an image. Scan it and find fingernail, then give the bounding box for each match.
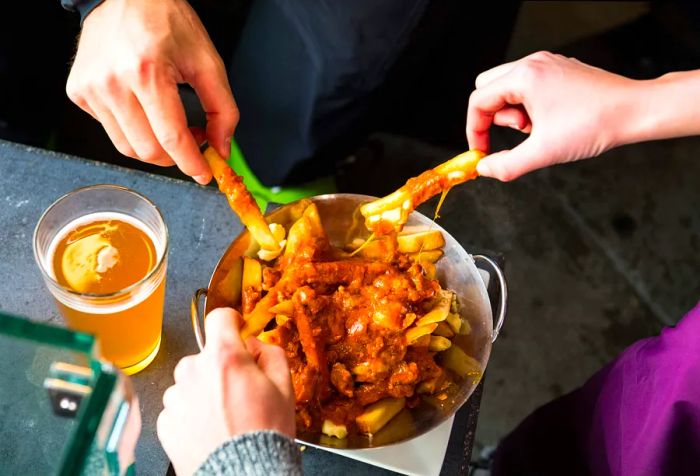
[508,123,521,130]
[476,161,491,176]
[194,174,211,185]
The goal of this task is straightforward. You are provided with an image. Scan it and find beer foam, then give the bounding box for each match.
[45,212,166,313]
[47,211,164,280]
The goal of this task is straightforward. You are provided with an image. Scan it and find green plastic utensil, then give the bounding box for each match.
[227,139,336,210]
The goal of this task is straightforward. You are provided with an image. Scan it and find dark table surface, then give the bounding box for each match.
[0,140,483,475]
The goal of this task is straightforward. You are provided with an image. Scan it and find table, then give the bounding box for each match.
[0,140,482,475]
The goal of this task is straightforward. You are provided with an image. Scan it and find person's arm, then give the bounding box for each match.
[466,51,700,181]
[622,70,700,145]
[194,431,302,476]
[64,0,239,185]
[157,308,300,475]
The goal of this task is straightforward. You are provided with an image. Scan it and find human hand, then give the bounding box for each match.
[467,51,640,181]
[157,307,295,475]
[66,0,239,184]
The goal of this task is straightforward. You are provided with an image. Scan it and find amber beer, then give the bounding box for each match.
[34,186,168,375]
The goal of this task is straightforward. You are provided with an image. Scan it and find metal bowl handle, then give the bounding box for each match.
[472,255,507,343]
[191,288,207,351]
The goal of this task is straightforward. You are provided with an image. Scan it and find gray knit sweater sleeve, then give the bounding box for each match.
[195,430,303,476]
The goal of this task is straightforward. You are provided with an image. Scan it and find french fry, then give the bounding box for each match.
[285,203,326,258]
[322,419,348,439]
[421,261,437,280]
[360,150,485,235]
[241,257,262,314]
[241,292,276,340]
[215,257,243,306]
[402,312,417,329]
[446,313,463,334]
[351,361,387,381]
[442,345,481,378]
[257,327,283,345]
[429,335,452,352]
[408,250,444,264]
[348,236,396,261]
[269,300,294,315]
[417,378,439,394]
[275,314,289,326]
[369,409,415,447]
[242,257,262,290]
[397,230,445,254]
[411,334,430,347]
[416,290,453,326]
[433,321,455,338]
[268,199,312,226]
[351,362,370,378]
[203,146,280,252]
[406,324,437,345]
[356,397,406,435]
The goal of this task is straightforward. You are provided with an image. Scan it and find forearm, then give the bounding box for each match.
[619,70,700,146]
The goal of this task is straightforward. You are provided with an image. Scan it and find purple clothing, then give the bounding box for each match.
[493,301,700,476]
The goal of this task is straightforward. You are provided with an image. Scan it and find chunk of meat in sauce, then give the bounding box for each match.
[293,286,331,401]
[330,363,354,398]
[241,287,261,315]
[262,266,281,291]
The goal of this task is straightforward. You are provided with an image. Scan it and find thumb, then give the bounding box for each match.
[476,138,548,181]
[204,307,246,352]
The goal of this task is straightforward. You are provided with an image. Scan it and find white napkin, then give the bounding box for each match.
[312,416,454,476]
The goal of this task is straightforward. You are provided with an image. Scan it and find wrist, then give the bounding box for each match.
[607,78,656,149]
[614,71,700,147]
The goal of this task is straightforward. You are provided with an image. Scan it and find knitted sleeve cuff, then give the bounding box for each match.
[195,430,303,476]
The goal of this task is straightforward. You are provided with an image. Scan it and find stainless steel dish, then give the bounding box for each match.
[191,193,506,449]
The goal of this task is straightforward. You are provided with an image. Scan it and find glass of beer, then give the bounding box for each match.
[33,185,168,375]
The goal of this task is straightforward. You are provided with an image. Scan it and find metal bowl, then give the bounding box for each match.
[191,193,506,449]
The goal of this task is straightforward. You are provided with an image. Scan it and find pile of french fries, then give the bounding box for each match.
[215,199,482,441]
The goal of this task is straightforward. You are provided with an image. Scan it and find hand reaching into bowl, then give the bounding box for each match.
[467,51,700,181]
[66,0,239,185]
[157,307,297,475]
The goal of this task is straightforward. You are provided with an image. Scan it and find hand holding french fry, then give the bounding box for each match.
[157,308,295,475]
[360,150,485,236]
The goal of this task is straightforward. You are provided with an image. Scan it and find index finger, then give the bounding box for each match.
[466,78,525,152]
[475,61,516,88]
[190,61,239,160]
[134,75,212,184]
[204,307,246,352]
